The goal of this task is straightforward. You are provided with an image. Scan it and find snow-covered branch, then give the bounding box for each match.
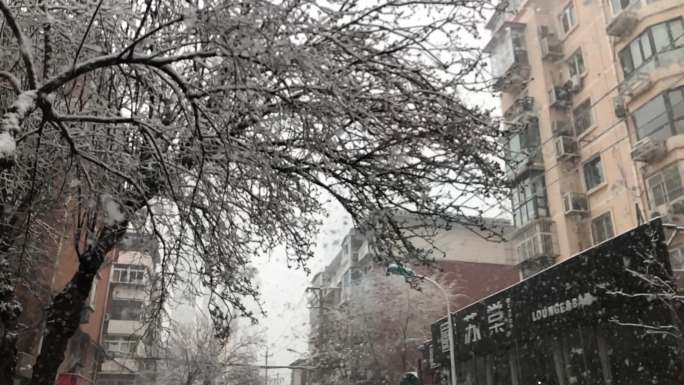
[0,0,37,88]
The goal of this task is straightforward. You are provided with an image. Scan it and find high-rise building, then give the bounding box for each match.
[489,0,684,277]
[95,233,159,385]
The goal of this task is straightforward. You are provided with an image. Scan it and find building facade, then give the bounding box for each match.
[307,219,520,384]
[489,0,684,277]
[95,233,158,385]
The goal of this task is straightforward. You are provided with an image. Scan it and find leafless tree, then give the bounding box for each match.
[311,269,460,385]
[153,315,264,385]
[0,0,503,383]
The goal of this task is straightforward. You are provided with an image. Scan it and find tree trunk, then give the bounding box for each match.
[0,258,21,385]
[29,224,125,385]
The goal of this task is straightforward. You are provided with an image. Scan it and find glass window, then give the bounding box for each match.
[670,18,684,48]
[487,350,512,385]
[619,18,684,77]
[568,49,585,77]
[591,212,614,244]
[105,337,138,356]
[112,264,146,285]
[573,99,593,134]
[583,156,604,191]
[110,299,143,320]
[557,326,604,385]
[633,94,670,140]
[512,175,548,227]
[560,3,576,34]
[647,164,684,207]
[610,0,635,14]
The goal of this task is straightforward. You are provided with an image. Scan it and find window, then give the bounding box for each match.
[511,175,548,227]
[646,163,684,207]
[568,49,585,77]
[619,18,684,78]
[633,87,684,140]
[112,264,146,285]
[104,337,138,356]
[583,156,604,191]
[559,3,576,34]
[573,99,593,134]
[591,212,614,244]
[88,276,98,310]
[109,299,143,320]
[610,0,636,14]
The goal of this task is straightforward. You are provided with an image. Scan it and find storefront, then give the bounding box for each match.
[426,218,684,385]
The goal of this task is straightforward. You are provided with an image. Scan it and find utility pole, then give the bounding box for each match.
[263,347,273,385]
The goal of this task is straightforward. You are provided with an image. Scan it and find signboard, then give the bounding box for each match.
[431,218,672,362]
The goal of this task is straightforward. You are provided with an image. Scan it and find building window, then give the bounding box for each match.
[568,49,585,77]
[511,174,548,227]
[573,99,593,134]
[110,299,143,320]
[619,18,684,78]
[591,212,614,244]
[583,156,604,191]
[104,337,138,356]
[646,163,684,207]
[112,264,146,285]
[559,3,576,34]
[633,87,684,140]
[610,0,637,14]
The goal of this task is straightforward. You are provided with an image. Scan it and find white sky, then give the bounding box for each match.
[250,201,352,377]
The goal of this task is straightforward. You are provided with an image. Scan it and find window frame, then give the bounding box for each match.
[583,155,605,192]
[111,264,146,285]
[568,48,585,78]
[559,2,576,35]
[573,98,593,135]
[646,163,684,208]
[591,212,615,245]
[619,18,684,78]
[633,86,684,140]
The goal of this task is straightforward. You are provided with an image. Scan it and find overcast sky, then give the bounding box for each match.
[250,200,352,377]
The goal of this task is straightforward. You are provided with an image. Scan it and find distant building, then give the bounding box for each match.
[95,233,159,385]
[307,217,519,384]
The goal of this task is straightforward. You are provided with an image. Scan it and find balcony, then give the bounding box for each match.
[485,23,530,94]
[512,218,557,265]
[111,285,147,301]
[503,96,536,127]
[485,0,521,34]
[107,319,145,336]
[606,8,638,38]
[100,358,139,374]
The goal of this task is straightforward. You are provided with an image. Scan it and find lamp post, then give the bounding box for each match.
[386,263,457,385]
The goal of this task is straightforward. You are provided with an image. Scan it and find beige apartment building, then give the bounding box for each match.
[486,0,684,277]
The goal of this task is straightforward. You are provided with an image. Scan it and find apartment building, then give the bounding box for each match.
[96,233,158,385]
[307,219,519,384]
[488,0,684,277]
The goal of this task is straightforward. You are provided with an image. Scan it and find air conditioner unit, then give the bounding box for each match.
[541,35,563,61]
[562,192,588,216]
[606,10,638,38]
[554,136,578,161]
[624,73,653,98]
[613,96,627,118]
[630,137,665,162]
[549,86,570,109]
[551,120,573,137]
[565,75,583,93]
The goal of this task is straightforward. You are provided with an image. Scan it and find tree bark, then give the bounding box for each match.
[0,258,21,385]
[29,224,126,385]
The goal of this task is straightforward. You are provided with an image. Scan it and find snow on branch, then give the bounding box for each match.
[0,0,37,89]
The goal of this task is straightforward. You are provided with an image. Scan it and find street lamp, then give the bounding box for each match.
[386,263,457,385]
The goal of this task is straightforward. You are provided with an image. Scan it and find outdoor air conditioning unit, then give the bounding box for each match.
[551,120,573,137]
[541,35,563,61]
[606,10,638,38]
[562,192,588,216]
[565,75,583,93]
[624,73,653,99]
[630,137,665,162]
[613,96,627,118]
[554,136,578,161]
[549,86,570,109]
